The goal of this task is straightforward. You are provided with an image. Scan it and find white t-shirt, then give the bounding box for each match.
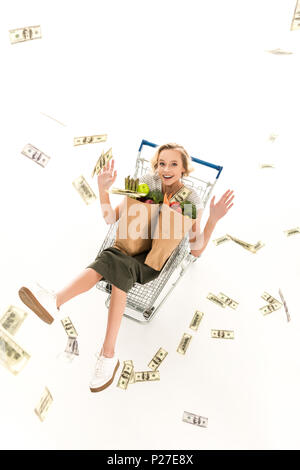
[139,171,204,214]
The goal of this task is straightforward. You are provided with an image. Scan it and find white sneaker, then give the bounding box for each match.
[18,281,59,324]
[89,353,120,392]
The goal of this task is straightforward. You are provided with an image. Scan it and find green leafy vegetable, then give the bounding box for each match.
[146,190,164,204]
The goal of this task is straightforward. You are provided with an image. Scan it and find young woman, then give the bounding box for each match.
[18,143,234,393]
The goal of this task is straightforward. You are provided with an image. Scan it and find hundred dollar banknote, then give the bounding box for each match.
[177,333,192,355]
[278,288,291,322]
[189,311,204,331]
[213,235,231,246]
[92,149,104,178]
[34,387,53,422]
[9,25,42,44]
[0,305,28,336]
[0,327,30,375]
[261,292,282,306]
[117,363,133,390]
[260,303,282,315]
[206,293,226,308]
[227,235,264,253]
[21,144,50,168]
[74,134,107,146]
[61,317,78,338]
[40,112,66,127]
[148,347,168,371]
[252,241,265,252]
[182,411,208,428]
[266,49,293,55]
[284,227,300,236]
[169,186,192,204]
[124,360,135,384]
[228,235,254,251]
[72,175,96,205]
[211,329,234,339]
[217,293,239,310]
[134,371,160,382]
[64,337,79,356]
[91,147,113,177]
[291,0,300,30]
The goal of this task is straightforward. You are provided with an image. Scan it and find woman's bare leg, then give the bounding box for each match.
[56,268,103,309]
[100,284,127,357]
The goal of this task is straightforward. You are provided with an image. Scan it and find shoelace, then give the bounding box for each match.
[35,281,56,299]
[94,355,104,376]
[94,353,114,376]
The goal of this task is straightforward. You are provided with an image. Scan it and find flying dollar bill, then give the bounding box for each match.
[34,387,53,422]
[189,311,204,331]
[253,241,265,252]
[73,134,107,146]
[72,175,96,205]
[91,149,104,178]
[148,347,168,371]
[213,235,231,246]
[227,235,253,248]
[9,25,42,44]
[124,360,135,384]
[227,234,264,253]
[217,293,239,310]
[117,363,133,390]
[278,288,291,322]
[0,305,28,336]
[260,303,282,315]
[291,0,300,30]
[182,411,208,428]
[40,112,66,127]
[266,49,293,55]
[0,327,30,375]
[206,293,226,308]
[228,236,254,251]
[134,371,160,382]
[61,317,78,338]
[91,147,113,178]
[284,227,300,236]
[64,337,79,356]
[177,333,192,355]
[260,164,275,168]
[21,144,50,168]
[261,292,282,306]
[211,329,234,339]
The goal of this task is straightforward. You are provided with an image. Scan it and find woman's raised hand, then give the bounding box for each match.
[209,189,234,223]
[97,158,117,192]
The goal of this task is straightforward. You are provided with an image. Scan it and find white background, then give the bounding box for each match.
[1,0,300,450]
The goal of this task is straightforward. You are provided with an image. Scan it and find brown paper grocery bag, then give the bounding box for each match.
[113,196,160,256]
[144,203,195,271]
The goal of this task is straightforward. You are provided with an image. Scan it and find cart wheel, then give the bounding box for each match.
[105,283,112,293]
[143,307,154,319]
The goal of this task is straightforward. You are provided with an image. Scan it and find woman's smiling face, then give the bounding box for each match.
[157,149,185,186]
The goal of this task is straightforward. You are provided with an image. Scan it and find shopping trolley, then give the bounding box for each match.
[96,139,223,323]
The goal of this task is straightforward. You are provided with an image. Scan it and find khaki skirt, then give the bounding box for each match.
[86,247,164,293]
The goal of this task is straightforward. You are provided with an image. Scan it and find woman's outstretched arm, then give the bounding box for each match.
[189,189,235,257]
[98,158,123,224]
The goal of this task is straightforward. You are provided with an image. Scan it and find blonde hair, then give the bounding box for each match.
[150,143,195,177]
